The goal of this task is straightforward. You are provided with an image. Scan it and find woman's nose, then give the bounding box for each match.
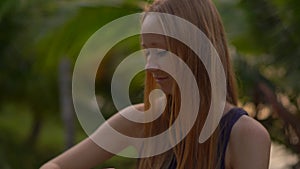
[145,54,160,73]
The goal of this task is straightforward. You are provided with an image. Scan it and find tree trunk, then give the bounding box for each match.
[257,82,300,153]
[59,57,75,149]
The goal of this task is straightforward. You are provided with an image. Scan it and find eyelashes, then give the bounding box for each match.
[144,48,168,57]
[157,49,168,57]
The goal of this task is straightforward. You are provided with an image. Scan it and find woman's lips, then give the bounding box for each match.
[153,76,169,83]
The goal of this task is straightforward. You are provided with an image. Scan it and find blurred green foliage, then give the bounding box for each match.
[0,0,299,168]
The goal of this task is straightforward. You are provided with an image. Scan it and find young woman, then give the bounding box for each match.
[40,0,271,168]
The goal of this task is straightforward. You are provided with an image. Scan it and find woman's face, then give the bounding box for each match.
[141,15,175,95]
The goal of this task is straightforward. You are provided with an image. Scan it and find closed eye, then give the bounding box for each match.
[157,49,168,57]
[143,48,168,57]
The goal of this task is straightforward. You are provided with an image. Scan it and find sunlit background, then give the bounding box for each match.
[0,0,299,168]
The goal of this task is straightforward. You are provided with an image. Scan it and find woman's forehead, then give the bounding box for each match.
[141,14,164,34]
[141,15,167,48]
[141,34,167,48]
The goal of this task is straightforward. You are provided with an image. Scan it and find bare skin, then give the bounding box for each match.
[40,102,270,169]
[40,104,144,169]
[226,115,271,169]
[41,14,271,169]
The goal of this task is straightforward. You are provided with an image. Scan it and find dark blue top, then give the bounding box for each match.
[168,108,248,169]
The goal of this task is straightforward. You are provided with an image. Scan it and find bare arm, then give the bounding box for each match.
[40,104,144,169]
[229,116,271,169]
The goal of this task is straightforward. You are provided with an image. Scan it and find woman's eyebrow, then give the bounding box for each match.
[141,42,164,48]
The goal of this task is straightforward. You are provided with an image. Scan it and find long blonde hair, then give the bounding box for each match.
[137,0,238,168]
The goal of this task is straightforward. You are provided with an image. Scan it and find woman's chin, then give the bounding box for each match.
[155,78,174,95]
[157,85,172,95]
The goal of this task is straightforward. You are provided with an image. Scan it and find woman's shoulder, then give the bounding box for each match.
[231,111,270,145]
[228,108,271,168]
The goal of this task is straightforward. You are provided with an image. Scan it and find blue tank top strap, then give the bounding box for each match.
[218,108,248,169]
[169,155,177,169]
[167,108,248,169]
